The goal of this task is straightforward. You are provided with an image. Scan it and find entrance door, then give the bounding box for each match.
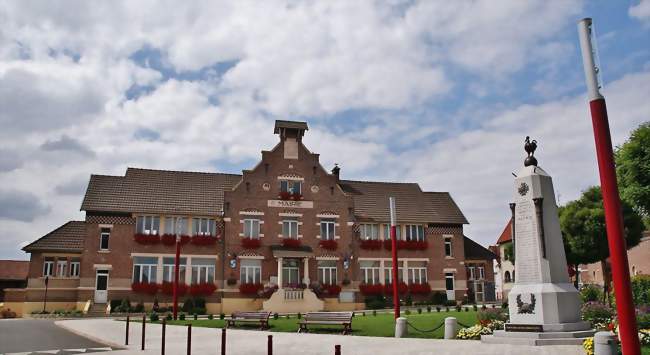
[94,270,109,303]
[445,272,455,301]
[282,259,300,287]
[474,281,484,303]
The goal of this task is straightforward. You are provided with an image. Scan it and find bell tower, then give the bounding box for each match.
[274,120,308,160]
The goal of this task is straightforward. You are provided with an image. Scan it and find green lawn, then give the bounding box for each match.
[146,311,478,339]
[643,345,650,355]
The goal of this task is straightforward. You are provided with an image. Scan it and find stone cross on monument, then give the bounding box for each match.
[482,137,594,346]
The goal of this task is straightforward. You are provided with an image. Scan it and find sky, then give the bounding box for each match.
[1,1,649,260]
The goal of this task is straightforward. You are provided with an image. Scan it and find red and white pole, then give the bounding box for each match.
[173,218,182,320]
[389,197,400,319]
[578,18,640,354]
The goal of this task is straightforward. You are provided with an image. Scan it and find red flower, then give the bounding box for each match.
[160,282,188,296]
[239,283,264,295]
[359,239,383,250]
[325,284,342,296]
[291,193,303,200]
[383,240,428,250]
[359,284,384,295]
[278,191,292,200]
[131,282,159,295]
[408,283,432,294]
[189,283,217,296]
[384,282,408,295]
[134,233,161,245]
[282,238,302,248]
[319,239,338,250]
[241,238,261,249]
[161,234,191,246]
[191,235,218,246]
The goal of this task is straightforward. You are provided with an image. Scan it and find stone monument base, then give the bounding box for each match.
[481,325,595,346]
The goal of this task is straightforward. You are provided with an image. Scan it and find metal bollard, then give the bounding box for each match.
[594,331,617,355]
[161,318,166,355]
[141,314,146,350]
[221,327,226,355]
[395,317,408,338]
[187,324,192,355]
[125,315,130,345]
[444,317,457,339]
[334,344,341,355]
[268,334,273,355]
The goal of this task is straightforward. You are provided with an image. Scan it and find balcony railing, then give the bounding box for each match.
[284,289,304,300]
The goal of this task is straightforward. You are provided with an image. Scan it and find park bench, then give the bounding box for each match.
[298,312,353,335]
[226,311,271,330]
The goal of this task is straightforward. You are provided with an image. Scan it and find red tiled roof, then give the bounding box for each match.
[0,260,29,280]
[496,219,512,244]
[22,221,86,252]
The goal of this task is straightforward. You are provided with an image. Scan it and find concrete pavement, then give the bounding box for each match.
[55,318,584,355]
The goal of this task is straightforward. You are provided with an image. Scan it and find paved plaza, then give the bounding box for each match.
[52,319,583,355]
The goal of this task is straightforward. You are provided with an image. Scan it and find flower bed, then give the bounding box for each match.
[319,239,338,250]
[189,283,217,296]
[359,239,383,250]
[282,238,302,248]
[383,282,408,295]
[359,284,384,295]
[239,283,264,295]
[408,283,432,294]
[161,234,190,245]
[383,240,428,250]
[456,320,504,340]
[191,235,218,246]
[241,237,261,249]
[132,282,159,295]
[324,284,342,296]
[134,233,161,244]
[160,282,188,296]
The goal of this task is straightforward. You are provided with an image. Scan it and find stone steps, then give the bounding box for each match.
[481,334,590,346]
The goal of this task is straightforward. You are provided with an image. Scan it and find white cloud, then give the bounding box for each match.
[630,0,650,25]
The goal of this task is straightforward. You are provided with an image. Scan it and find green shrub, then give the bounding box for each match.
[426,306,431,313]
[632,275,650,306]
[372,310,377,316]
[297,312,302,319]
[110,299,123,313]
[637,309,650,329]
[273,313,279,320]
[182,298,194,313]
[417,308,422,314]
[404,309,411,315]
[430,292,447,305]
[465,307,469,312]
[208,314,214,320]
[166,313,172,321]
[477,308,508,323]
[405,294,413,306]
[134,302,144,313]
[445,300,456,307]
[445,306,450,312]
[472,304,478,311]
[220,313,225,320]
[179,313,186,320]
[192,308,206,315]
[581,302,614,326]
[193,313,198,320]
[580,284,604,303]
[193,297,206,309]
[436,306,441,312]
[455,305,462,312]
[481,305,487,310]
[364,295,387,310]
[501,302,508,309]
[150,312,159,322]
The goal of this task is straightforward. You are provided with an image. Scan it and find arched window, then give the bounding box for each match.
[504,271,511,283]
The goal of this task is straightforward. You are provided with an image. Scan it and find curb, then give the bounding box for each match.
[55,320,127,350]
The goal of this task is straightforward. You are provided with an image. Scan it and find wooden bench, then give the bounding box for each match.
[298,312,353,335]
[226,311,271,330]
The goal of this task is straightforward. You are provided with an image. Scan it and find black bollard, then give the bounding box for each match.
[125,315,130,345]
[162,318,166,355]
[221,327,226,355]
[335,344,341,355]
[187,324,192,355]
[268,334,273,355]
[141,314,146,350]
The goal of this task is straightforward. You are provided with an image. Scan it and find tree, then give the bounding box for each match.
[503,242,514,264]
[559,186,644,303]
[615,122,650,226]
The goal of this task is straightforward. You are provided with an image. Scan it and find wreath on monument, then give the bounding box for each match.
[516,293,536,314]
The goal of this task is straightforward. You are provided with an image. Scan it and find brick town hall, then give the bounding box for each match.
[6,120,496,316]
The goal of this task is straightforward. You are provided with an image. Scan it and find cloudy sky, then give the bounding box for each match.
[1,1,649,260]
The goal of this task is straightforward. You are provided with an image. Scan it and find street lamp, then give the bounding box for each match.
[173,217,182,320]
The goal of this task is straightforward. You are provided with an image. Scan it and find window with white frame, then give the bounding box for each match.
[243,219,260,238]
[137,216,160,235]
[320,219,335,240]
[383,224,401,240]
[191,258,215,284]
[99,228,110,250]
[282,218,298,239]
[478,266,485,280]
[133,256,158,283]
[408,261,428,284]
[384,260,404,284]
[467,266,475,280]
[56,258,67,277]
[359,224,379,240]
[318,260,337,285]
[444,237,453,257]
[193,218,216,236]
[162,257,187,283]
[43,258,54,277]
[164,217,188,235]
[280,180,302,195]
[405,225,425,241]
[70,259,80,277]
[360,260,381,284]
[240,259,262,284]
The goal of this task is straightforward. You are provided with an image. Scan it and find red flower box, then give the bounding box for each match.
[239,283,264,295]
[131,282,159,295]
[359,284,384,295]
[383,240,428,250]
[282,238,302,248]
[134,233,161,245]
[241,238,261,249]
[189,283,217,296]
[161,234,191,246]
[383,282,408,295]
[278,191,292,200]
[324,284,342,296]
[360,239,383,250]
[291,193,303,200]
[408,283,432,294]
[191,235,218,246]
[319,239,338,250]
[160,282,188,296]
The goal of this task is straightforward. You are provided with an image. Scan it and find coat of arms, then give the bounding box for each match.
[518,182,529,196]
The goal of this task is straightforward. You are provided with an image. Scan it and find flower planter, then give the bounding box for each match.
[319,239,338,250]
[191,235,218,246]
[359,239,383,250]
[132,282,160,295]
[189,283,217,296]
[383,282,408,295]
[291,193,303,200]
[239,283,263,295]
[383,240,428,250]
[278,191,292,200]
[408,283,432,294]
[324,285,342,296]
[241,237,261,249]
[134,233,161,245]
[282,238,301,248]
[161,234,191,246]
[359,284,384,295]
[160,282,188,296]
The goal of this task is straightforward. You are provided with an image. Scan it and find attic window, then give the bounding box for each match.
[280,180,301,195]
